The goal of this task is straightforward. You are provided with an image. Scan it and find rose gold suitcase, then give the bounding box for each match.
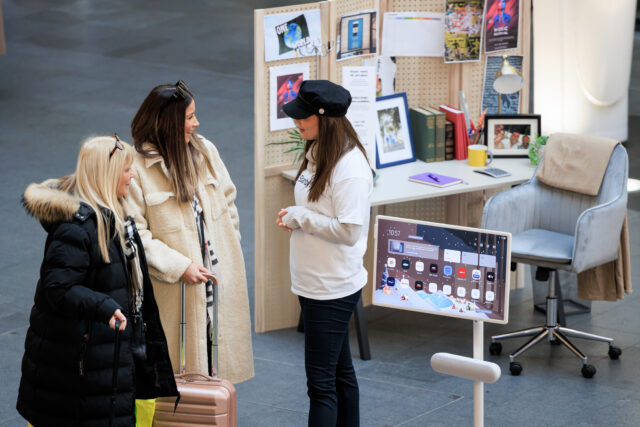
[154,281,237,426]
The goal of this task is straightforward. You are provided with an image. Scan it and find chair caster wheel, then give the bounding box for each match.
[509,362,522,376]
[489,342,502,356]
[608,346,622,360]
[581,364,596,378]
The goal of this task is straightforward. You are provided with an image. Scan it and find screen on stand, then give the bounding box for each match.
[373,215,511,324]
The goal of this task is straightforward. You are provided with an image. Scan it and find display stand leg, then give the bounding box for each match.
[473,320,484,427]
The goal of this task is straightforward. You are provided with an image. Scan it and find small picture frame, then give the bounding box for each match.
[374,92,415,168]
[484,114,541,157]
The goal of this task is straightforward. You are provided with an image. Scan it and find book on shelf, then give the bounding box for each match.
[439,104,469,160]
[409,107,436,162]
[424,107,446,162]
[409,171,462,188]
[445,119,455,160]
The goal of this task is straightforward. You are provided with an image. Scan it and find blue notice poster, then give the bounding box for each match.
[348,18,363,50]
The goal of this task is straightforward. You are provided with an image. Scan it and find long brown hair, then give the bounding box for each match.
[295,116,368,202]
[131,83,205,203]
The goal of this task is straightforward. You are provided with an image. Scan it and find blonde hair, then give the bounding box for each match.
[63,135,135,262]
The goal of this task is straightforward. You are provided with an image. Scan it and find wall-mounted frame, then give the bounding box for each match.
[484,114,540,157]
[375,92,415,168]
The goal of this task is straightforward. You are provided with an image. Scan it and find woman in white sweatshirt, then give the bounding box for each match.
[276,80,373,427]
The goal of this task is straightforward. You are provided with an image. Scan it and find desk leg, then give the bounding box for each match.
[353,296,371,360]
[296,296,372,361]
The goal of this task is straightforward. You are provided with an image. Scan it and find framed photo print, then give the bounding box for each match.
[484,114,541,157]
[374,92,415,168]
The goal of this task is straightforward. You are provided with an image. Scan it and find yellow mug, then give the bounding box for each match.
[468,144,493,167]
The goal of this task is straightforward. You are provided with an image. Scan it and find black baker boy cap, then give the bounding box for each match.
[283,80,352,119]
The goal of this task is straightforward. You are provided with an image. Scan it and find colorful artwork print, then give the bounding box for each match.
[276,14,310,54]
[276,73,303,119]
[444,0,484,63]
[485,0,520,53]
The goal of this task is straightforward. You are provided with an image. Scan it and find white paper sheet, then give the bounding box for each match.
[381,12,444,57]
[342,66,377,169]
[263,10,322,62]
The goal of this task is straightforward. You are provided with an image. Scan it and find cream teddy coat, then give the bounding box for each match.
[128,136,254,384]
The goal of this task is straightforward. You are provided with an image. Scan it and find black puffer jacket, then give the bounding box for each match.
[17,179,177,427]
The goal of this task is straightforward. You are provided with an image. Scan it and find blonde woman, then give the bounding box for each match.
[17,135,177,427]
[128,81,253,382]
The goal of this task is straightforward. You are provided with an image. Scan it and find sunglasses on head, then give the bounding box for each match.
[109,133,123,159]
[171,80,191,101]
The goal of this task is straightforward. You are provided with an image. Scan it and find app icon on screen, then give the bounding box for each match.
[430,264,438,274]
[401,259,411,270]
[471,289,480,299]
[486,290,495,301]
[443,265,453,276]
[415,281,424,290]
[486,271,495,281]
[415,261,424,272]
[457,287,466,297]
[443,285,452,295]
[472,269,481,280]
[428,282,438,293]
[457,267,467,278]
[400,278,410,288]
[387,276,395,287]
[387,257,396,268]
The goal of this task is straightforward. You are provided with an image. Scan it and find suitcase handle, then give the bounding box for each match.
[179,280,218,376]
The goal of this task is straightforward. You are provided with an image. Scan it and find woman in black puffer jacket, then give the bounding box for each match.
[17,135,177,427]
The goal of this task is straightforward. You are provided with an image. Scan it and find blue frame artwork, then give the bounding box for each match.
[374,92,416,168]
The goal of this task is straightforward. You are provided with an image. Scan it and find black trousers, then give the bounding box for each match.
[299,289,361,427]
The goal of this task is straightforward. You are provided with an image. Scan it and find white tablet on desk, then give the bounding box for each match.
[373,215,511,324]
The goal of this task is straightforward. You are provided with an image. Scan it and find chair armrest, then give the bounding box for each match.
[572,193,627,273]
[482,181,537,235]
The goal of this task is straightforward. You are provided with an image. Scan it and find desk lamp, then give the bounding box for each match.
[493,55,524,114]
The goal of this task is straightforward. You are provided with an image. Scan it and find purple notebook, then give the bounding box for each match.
[409,172,462,188]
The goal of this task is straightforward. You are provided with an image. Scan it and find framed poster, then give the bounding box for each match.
[374,93,415,168]
[269,63,309,131]
[337,10,377,61]
[484,114,541,157]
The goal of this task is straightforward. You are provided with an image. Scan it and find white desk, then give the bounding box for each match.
[282,157,535,206]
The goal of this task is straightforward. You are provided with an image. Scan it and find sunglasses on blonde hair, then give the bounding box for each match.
[109,133,124,159]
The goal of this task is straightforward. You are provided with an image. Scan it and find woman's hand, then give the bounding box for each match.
[109,309,127,331]
[276,208,292,232]
[181,262,214,285]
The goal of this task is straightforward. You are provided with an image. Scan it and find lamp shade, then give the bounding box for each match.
[493,55,524,94]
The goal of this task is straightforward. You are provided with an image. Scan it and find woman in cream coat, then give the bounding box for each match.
[128,81,253,383]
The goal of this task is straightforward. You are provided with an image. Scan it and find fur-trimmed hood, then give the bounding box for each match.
[22,178,86,227]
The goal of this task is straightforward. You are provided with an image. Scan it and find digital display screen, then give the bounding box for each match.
[373,215,511,324]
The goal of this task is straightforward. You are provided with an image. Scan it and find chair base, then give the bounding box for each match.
[490,292,620,378]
